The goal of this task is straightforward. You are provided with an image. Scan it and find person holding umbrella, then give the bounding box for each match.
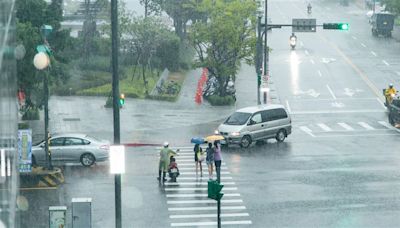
[214,140,223,182]
[205,142,215,180]
[194,143,204,177]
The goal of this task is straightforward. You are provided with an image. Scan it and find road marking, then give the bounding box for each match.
[166,193,241,198]
[361,43,367,48]
[299,126,316,137]
[11,187,58,191]
[396,71,400,76]
[291,109,385,114]
[177,176,232,180]
[179,171,230,175]
[358,122,374,130]
[376,98,386,109]
[165,187,238,191]
[286,100,292,113]
[370,51,377,56]
[305,50,309,55]
[310,59,315,64]
[179,163,227,167]
[171,220,252,227]
[317,133,400,138]
[382,60,390,66]
[170,213,249,219]
[317,123,332,131]
[317,70,322,77]
[326,84,337,99]
[352,36,357,40]
[164,182,235,186]
[178,167,228,170]
[378,121,392,129]
[167,199,243,204]
[168,206,246,211]
[337,122,354,131]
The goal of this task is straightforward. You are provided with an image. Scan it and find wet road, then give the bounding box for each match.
[19,0,400,227]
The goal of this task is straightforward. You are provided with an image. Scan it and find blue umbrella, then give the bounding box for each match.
[191,137,205,144]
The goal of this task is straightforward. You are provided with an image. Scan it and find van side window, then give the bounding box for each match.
[261,110,273,122]
[263,108,288,122]
[275,108,288,120]
[250,113,262,125]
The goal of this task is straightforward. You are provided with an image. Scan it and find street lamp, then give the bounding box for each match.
[33,24,53,170]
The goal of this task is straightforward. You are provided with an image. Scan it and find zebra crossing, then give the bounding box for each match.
[299,120,400,136]
[161,146,252,227]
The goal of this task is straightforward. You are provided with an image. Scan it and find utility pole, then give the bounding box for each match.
[111,0,122,228]
[256,16,262,105]
[264,0,268,76]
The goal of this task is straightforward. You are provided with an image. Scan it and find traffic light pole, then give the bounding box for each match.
[256,16,262,105]
[264,0,268,80]
[217,163,221,228]
[111,0,122,228]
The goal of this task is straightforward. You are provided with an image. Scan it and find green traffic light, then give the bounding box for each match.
[340,23,349,30]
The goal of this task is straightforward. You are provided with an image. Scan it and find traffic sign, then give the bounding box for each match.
[292,18,316,32]
[208,180,224,200]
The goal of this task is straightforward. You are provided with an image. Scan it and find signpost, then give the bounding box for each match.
[208,180,224,227]
[17,129,32,173]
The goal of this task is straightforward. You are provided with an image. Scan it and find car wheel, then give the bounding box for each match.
[276,129,287,142]
[80,153,95,167]
[240,135,252,148]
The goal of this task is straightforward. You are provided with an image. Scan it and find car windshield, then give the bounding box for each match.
[224,112,251,125]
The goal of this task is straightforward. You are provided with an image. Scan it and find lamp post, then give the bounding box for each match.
[33,25,53,170]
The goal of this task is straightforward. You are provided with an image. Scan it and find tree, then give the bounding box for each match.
[16,0,72,112]
[381,0,400,14]
[189,0,256,97]
[140,0,162,17]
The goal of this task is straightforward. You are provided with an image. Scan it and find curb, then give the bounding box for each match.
[20,167,64,188]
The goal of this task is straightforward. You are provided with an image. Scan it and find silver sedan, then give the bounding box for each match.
[32,133,110,167]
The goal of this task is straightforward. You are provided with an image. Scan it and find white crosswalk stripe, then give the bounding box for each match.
[162,145,251,227]
[337,122,354,131]
[358,122,374,130]
[317,123,332,131]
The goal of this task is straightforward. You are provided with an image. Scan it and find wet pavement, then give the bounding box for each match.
[19,0,400,227]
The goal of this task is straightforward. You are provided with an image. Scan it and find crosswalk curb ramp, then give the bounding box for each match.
[20,166,64,188]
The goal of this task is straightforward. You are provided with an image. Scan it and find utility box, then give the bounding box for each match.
[49,206,67,228]
[72,198,92,228]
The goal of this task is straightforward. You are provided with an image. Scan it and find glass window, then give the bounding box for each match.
[224,112,252,125]
[83,139,91,145]
[64,138,84,146]
[50,138,65,146]
[250,113,262,124]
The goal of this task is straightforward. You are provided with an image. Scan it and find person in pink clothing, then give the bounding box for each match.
[213,141,222,182]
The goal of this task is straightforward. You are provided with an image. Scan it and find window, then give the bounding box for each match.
[262,108,287,122]
[64,138,84,146]
[250,113,262,124]
[50,138,65,146]
[83,139,91,145]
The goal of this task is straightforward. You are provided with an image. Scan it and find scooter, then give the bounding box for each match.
[289,35,297,50]
[168,156,180,182]
[307,4,312,14]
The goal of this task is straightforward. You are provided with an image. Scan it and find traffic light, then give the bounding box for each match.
[323,23,349,30]
[208,180,224,200]
[119,93,125,106]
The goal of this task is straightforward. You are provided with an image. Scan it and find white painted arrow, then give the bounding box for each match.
[331,101,345,108]
[344,88,355,97]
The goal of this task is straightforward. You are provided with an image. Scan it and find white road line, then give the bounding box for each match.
[326,84,337,99]
[370,51,377,56]
[179,163,227,166]
[317,70,322,77]
[164,182,235,186]
[299,126,316,137]
[361,43,367,48]
[177,176,232,180]
[317,123,332,132]
[167,199,243,204]
[378,121,394,129]
[310,59,315,64]
[352,36,357,40]
[168,206,246,211]
[179,167,228,170]
[358,122,374,130]
[179,171,230,175]
[376,98,386,109]
[170,213,249,219]
[171,220,252,227]
[286,100,292,113]
[166,193,241,198]
[305,50,309,55]
[165,187,238,191]
[396,71,400,76]
[382,60,390,66]
[291,109,384,114]
[337,122,354,131]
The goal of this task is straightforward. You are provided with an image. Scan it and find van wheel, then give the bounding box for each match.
[276,130,287,142]
[240,136,252,148]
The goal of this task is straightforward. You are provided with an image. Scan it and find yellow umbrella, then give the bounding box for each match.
[204,135,224,142]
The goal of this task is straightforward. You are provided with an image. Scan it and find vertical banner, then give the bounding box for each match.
[18,129,32,172]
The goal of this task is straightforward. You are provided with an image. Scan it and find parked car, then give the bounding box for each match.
[217,104,292,148]
[32,133,110,167]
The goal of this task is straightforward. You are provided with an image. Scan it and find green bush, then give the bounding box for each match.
[206,95,235,106]
[22,108,40,120]
[147,94,178,102]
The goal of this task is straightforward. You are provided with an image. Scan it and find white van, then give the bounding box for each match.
[217,105,292,148]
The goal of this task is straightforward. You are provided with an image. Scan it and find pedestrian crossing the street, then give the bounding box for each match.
[159,146,252,227]
[298,120,400,137]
